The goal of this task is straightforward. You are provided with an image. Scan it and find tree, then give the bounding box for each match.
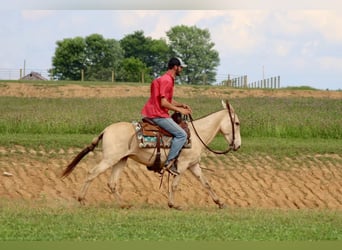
[84,34,123,81]
[116,57,151,83]
[148,38,171,77]
[166,25,220,84]
[120,31,171,78]
[51,37,86,80]
[51,34,123,81]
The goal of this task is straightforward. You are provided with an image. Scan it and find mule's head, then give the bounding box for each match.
[220,100,241,151]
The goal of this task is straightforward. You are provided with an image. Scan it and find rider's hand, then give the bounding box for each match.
[182,104,192,114]
[179,107,192,115]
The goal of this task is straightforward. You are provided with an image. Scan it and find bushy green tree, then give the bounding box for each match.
[116,57,151,83]
[51,26,220,84]
[51,34,123,81]
[51,37,86,80]
[120,31,171,78]
[166,25,220,84]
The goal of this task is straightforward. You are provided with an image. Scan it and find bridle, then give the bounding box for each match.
[188,100,236,155]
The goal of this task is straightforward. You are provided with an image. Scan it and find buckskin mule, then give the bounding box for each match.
[61,100,241,209]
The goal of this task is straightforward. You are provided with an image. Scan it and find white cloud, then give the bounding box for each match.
[179,10,226,25]
[319,56,342,71]
[270,10,342,43]
[274,42,293,57]
[210,11,267,55]
[300,40,320,57]
[302,10,342,43]
[21,10,55,21]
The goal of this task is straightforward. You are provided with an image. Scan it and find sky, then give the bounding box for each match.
[1,1,342,90]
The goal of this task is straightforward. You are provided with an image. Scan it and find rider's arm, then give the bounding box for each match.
[161,97,192,115]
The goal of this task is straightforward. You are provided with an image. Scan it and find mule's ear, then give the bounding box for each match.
[221,99,226,109]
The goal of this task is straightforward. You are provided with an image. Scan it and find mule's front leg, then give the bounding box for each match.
[168,174,182,210]
[189,163,225,209]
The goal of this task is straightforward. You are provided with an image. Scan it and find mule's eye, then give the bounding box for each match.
[235,122,240,126]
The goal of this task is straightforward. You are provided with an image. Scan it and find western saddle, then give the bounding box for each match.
[139,112,190,173]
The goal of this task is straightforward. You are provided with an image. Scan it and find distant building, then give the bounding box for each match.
[20,71,48,81]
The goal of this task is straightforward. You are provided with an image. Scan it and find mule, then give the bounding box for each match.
[61,100,241,209]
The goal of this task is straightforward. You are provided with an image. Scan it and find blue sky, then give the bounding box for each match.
[1,1,342,90]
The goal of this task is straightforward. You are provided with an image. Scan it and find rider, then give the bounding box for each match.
[141,57,192,175]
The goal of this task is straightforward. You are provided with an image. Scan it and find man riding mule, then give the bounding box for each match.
[141,57,192,176]
[61,97,241,209]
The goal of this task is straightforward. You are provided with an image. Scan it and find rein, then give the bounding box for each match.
[188,100,235,155]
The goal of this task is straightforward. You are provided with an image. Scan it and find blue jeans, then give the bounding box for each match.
[151,117,187,164]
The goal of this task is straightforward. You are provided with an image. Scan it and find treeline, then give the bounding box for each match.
[50,25,220,85]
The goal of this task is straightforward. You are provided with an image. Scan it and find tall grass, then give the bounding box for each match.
[233,97,342,139]
[0,97,145,134]
[0,96,341,139]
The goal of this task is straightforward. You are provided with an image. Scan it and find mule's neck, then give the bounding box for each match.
[191,110,226,145]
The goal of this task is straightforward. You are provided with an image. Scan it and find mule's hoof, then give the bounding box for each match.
[168,203,183,210]
[218,203,226,209]
[120,204,133,209]
[77,197,86,205]
[107,183,115,193]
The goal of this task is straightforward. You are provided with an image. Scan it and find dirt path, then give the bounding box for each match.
[1,82,342,209]
[1,147,342,209]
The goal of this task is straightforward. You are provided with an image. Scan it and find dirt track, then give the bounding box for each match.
[1,83,342,209]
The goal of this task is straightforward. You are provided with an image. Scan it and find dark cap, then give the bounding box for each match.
[168,57,187,69]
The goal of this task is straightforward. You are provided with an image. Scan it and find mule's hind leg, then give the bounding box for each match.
[189,163,225,208]
[107,158,131,208]
[78,159,113,204]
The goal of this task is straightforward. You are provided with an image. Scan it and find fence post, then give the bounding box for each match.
[112,71,115,83]
[202,74,207,85]
[227,74,231,87]
[81,69,84,81]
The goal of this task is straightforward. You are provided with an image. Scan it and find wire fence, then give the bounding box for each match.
[0,68,51,81]
[217,74,281,89]
[0,68,280,88]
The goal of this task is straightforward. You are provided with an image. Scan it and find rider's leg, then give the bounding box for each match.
[152,117,187,174]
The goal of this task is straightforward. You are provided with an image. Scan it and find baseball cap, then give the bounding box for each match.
[176,57,187,67]
[168,57,187,69]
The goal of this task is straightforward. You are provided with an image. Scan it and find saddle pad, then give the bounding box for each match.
[132,121,191,149]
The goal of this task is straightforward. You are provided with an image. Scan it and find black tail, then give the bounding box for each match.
[61,132,104,178]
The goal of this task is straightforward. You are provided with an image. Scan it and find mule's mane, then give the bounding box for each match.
[191,108,226,121]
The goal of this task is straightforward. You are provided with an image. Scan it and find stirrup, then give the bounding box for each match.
[164,160,179,176]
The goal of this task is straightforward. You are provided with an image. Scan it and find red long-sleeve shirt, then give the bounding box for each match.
[141,72,174,118]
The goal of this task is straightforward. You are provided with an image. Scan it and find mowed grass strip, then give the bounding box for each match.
[0,205,341,241]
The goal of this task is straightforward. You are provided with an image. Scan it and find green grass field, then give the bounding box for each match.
[0,205,341,241]
[0,83,342,241]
